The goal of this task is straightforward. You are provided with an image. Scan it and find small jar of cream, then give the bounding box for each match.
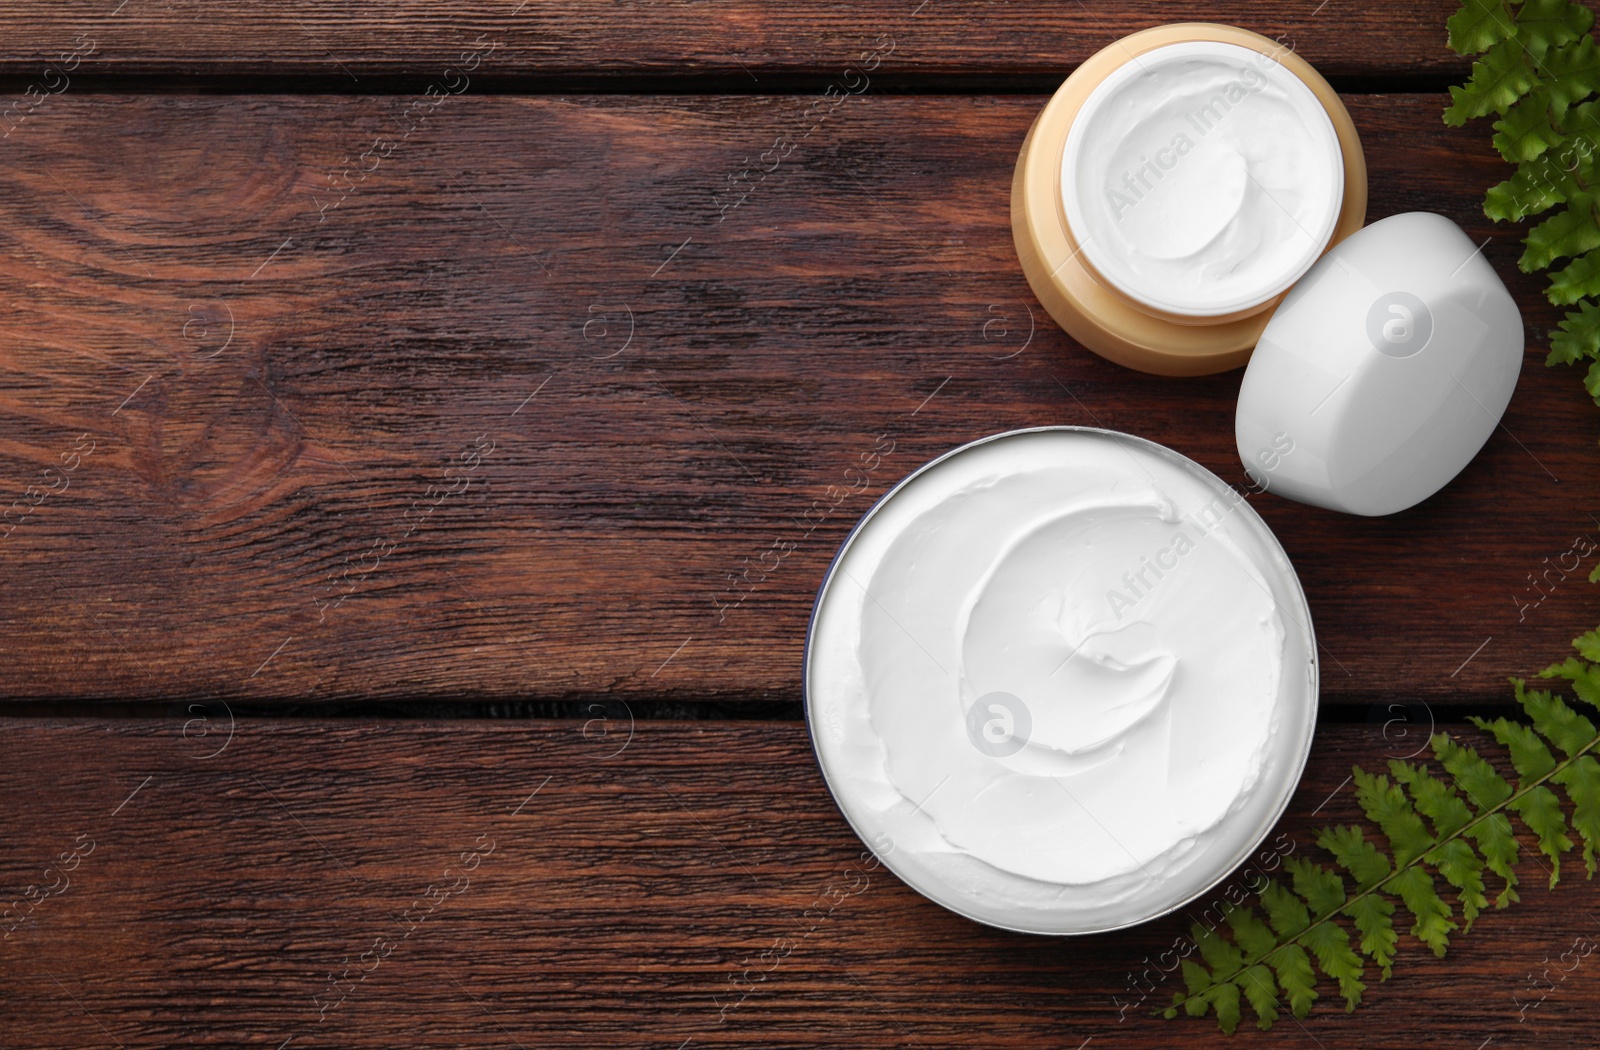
[1013,24,1368,375]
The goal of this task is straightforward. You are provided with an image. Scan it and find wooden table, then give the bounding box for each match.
[2,1,1598,1045]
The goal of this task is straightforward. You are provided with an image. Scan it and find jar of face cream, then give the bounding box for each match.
[1012,24,1368,375]
[805,428,1318,934]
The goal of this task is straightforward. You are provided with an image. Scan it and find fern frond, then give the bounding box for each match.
[1160,624,1600,1032]
[1446,0,1600,409]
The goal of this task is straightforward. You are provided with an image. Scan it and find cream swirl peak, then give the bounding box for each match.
[1060,41,1344,317]
[806,429,1318,934]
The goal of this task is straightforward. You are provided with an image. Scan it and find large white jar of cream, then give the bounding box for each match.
[805,428,1319,934]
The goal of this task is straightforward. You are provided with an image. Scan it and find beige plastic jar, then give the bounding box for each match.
[1012,24,1368,376]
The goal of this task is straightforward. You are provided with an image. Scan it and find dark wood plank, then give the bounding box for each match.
[0,0,1474,81]
[0,718,1594,1046]
[0,93,1593,705]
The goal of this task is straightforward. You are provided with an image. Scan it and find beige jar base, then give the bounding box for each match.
[1012,23,1368,377]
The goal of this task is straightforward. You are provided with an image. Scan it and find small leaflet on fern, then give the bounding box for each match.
[1515,0,1596,58]
[1510,785,1575,885]
[1259,880,1311,937]
[1389,759,1475,837]
[1425,838,1490,929]
[1464,811,1522,908]
[1516,679,1598,754]
[1319,825,1393,889]
[1540,655,1600,709]
[1586,358,1600,402]
[1547,301,1600,366]
[1468,714,1558,780]
[1267,944,1318,1020]
[1547,246,1600,304]
[1541,34,1600,115]
[1570,628,1600,664]
[1302,921,1366,1011]
[1433,733,1515,809]
[1343,893,1399,978]
[1285,857,1348,917]
[1212,981,1242,1035]
[1521,193,1600,271]
[1493,87,1563,162]
[1180,957,1211,996]
[1240,965,1279,1031]
[1447,0,1517,55]
[1192,922,1243,974]
[1446,39,1540,123]
[1227,906,1278,961]
[1353,767,1436,867]
[1552,755,1600,877]
[1388,865,1457,957]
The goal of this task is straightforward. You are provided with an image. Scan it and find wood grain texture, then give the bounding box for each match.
[0,718,1594,1047]
[0,92,1595,704]
[0,1,1473,82]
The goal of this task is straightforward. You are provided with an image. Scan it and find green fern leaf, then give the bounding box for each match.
[1425,838,1490,928]
[1161,620,1600,1032]
[1486,158,1572,222]
[1181,957,1210,998]
[1448,38,1542,123]
[1449,0,1518,55]
[1284,857,1346,915]
[1389,759,1475,836]
[1227,907,1278,960]
[1390,761,1491,924]
[1541,652,1600,706]
[1548,300,1600,366]
[1212,981,1242,1035]
[1517,678,1599,753]
[1469,811,1523,907]
[1353,767,1435,866]
[1173,959,1213,1020]
[1494,87,1563,161]
[1194,921,1243,974]
[1259,880,1310,937]
[1521,193,1600,270]
[1432,732,1516,808]
[1517,0,1595,57]
[1469,714,1559,778]
[1547,246,1600,302]
[1301,922,1366,1010]
[1572,628,1600,663]
[1319,825,1393,889]
[1512,785,1576,882]
[1239,965,1278,1030]
[1552,755,1600,874]
[1342,893,1400,977]
[1266,944,1318,1019]
[1387,866,1457,956]
[1432,734,1522,905]
[1541,35,1600,114]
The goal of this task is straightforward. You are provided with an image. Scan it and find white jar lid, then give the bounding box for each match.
[1061,40,1344,317]
[1237,212,1524,516]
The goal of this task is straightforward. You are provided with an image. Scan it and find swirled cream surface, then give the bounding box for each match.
[806,429,1317,933]
[1061,41,1343,317]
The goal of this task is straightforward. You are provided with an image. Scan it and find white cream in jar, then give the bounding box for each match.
[806,429,1317,934]
[1061,41,1344,317]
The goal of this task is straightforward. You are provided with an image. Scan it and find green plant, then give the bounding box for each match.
[1445,0,1600,403]
[1160,626,1600,1032]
